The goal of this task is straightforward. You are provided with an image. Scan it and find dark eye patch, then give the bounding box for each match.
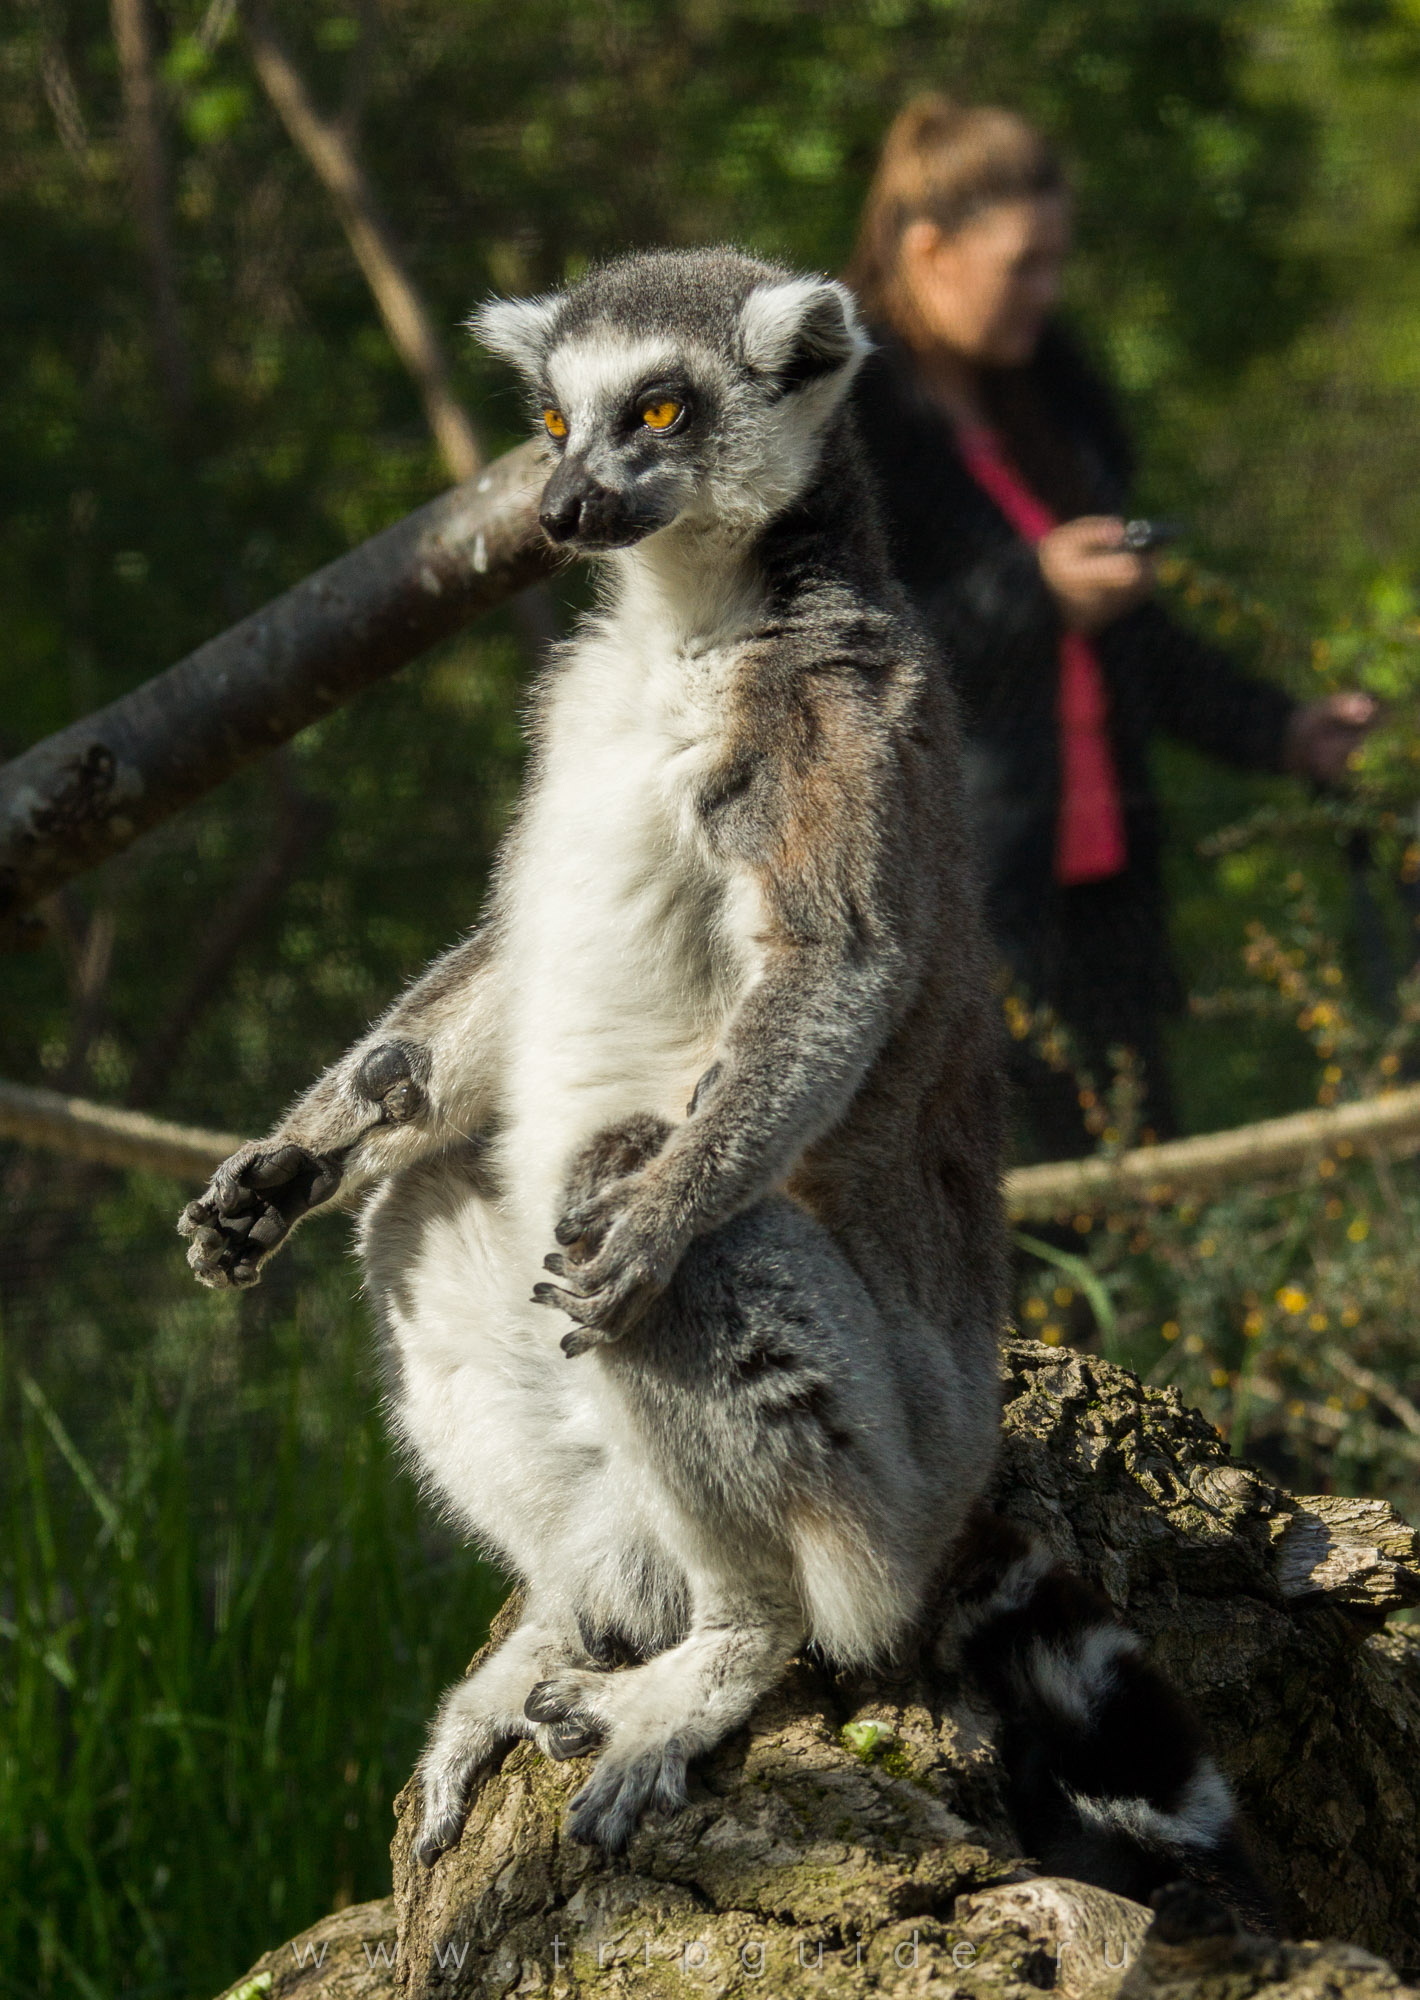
[617,376,697,439]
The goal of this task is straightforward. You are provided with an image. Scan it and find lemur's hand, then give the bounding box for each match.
[533,1172,682,1355]
[178,1141,344,1289]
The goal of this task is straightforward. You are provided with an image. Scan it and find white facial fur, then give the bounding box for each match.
[472,268,873,545]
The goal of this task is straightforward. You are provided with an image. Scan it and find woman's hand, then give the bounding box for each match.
[1282,691,1378,786]
[1037,516,1154,634]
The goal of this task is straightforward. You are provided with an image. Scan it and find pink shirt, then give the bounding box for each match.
[955,423,1127,886]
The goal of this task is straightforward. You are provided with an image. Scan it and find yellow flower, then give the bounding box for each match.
[1243,1310,1264,1337]
[1024,1296,1047,1320]
[1211,1368,1230,1388]
[1308,1312,1328,1332]
[1322,1065,1343,1085]
[1198,1238,1216,1257]
[1041,1324,1063,1346]
[1161,1320,1180,1341]
[1340,1305,1360,1327]
[1347,1218,1370,1243]
[1277,1286,1309,1315]
[1380,1052,1401,1076]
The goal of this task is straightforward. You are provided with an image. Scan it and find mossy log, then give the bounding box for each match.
[216,1343,1420,2000]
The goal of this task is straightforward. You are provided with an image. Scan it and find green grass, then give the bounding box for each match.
[0,1168,505,1999]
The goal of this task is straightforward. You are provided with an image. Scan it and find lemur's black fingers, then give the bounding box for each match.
[214,1177,260,1217]
[177,1197,216,1240]
[546,1718,600,1760]
[560,1326,612,1358]
[542,1252,568,1277]
[247,1208,288,1250]
[553,1201,608,1249]
[525,1678,582,1724]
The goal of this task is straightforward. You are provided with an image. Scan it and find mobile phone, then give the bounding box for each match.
[1120,518,1185,553]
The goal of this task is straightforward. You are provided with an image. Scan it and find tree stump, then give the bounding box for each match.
[216,1343,1420,2000]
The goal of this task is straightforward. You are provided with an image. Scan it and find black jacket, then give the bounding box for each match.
[851,329,1296,1022]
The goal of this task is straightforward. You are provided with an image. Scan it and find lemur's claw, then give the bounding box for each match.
[567,1738,688,1851]
[560,1326,607,1358]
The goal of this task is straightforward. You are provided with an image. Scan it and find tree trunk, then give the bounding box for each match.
[212,1341,1420,1998]
[0,442,553,943]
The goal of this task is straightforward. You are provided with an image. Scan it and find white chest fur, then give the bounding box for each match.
[495,555,765,1232]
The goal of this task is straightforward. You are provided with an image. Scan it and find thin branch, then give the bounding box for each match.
[110,0,193,420]
[39,34,95,172]
[54,904,116,1092]
[1007,1083,1420,1219]
[242,2,481,483]
[1322,1348,1420,1442]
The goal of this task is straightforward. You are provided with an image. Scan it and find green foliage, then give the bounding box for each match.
[4,1,1420,1992]
[0,1182,503,1997]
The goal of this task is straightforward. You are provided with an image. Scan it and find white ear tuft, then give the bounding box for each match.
[469,293,561,379]
[738,276,871,385]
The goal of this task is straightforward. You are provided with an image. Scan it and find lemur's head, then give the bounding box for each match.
[472,248,870,553]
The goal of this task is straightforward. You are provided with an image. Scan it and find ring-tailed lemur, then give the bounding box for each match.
[178,248,1271,1924]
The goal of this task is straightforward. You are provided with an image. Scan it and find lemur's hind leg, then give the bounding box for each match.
[527,1574,802,1851]
[529,1114,943,1851]
[415,1593,592,1864]
[943,1508,1278,1934]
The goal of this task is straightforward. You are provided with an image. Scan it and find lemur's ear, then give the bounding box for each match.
[469,293,561,379]
[738,277,871,388]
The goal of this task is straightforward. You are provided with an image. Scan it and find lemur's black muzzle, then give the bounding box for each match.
[539,459,660,550]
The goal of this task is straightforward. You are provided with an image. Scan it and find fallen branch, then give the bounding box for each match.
[1007,1082,1420,1219]
[0,442,553,943]
[0,1078,240,1180]
[4,1073,1419,1213]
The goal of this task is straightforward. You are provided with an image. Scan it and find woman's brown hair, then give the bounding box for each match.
[848,94,1101,518]
[846,94,1066,338]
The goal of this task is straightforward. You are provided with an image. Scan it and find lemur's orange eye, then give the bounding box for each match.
[543,407,568,440]
[641,399,681,432]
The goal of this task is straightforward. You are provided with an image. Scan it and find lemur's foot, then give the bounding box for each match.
[569,1735,689,1851]
[178,1141,342,1289]
[525,1676,605,1759]
[525,1669,688,1851]
[417,1698,588,1862]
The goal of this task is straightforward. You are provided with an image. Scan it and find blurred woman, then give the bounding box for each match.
[848,96,1374,1156]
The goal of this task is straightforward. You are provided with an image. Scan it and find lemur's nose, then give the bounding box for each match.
[539,488,588,543]
[539,462,619,544]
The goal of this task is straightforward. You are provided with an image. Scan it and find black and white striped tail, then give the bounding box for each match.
[945,1509,1277,1933]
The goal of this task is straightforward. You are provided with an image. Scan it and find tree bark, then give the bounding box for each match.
[0,442,553,943]
[211,1343,1420,1999]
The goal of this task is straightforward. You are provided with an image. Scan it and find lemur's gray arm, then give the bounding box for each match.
[179,928,503,1289]
[536,696,909,1349]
